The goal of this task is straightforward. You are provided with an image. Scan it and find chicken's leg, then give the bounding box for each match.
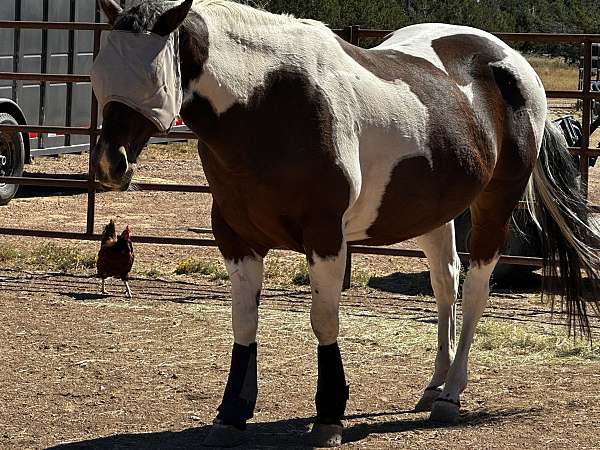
[124,280,132,299]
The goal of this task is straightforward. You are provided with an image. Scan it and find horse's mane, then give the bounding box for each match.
[195,0,327,31]
[117,1,328,35]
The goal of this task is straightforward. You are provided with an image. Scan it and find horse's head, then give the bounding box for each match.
[92,0,195,191]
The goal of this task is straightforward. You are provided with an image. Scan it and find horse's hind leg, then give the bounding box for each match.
[414,221,461,412]
[430,174,531,423]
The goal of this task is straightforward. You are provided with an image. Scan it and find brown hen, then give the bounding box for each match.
[97,219,134,298]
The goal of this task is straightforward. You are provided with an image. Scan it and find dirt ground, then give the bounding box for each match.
[1,270,599,450]
[0,135,599,448]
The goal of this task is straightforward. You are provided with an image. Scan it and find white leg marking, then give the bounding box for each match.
[124,280,132,299]
[308,245,347,346]
[438,257,499,404]
[224,256,264,347]
[416,222,460,390]
[101,278,107,295]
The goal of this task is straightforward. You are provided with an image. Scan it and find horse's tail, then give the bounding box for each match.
[523,119,600,338]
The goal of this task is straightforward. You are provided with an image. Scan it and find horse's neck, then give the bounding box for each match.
[187,12,327,115]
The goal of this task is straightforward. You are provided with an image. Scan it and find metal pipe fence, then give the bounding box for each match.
[0,21,598,287]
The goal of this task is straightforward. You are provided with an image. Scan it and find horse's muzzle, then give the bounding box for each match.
[97,167,134,192]
[94,141,134,191]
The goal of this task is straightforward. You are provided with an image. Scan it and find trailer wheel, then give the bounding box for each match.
[0,112,25,205]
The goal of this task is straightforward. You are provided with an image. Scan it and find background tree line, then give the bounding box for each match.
[262,0,600,61]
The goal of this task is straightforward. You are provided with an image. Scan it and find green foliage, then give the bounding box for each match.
[292,259,310,285]
[0,242,97,272]
[31,243,97,272]
[0,243,23,262]
[175,258,229,280]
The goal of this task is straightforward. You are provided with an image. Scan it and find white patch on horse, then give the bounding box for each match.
[436,256,498,406]
[415,222,460,391]
[190,1,331,114]
[458,83,474,104]
[307,247,346,346]
[374,25,449,74]
[343,87,430,241]
[224,255,263,346]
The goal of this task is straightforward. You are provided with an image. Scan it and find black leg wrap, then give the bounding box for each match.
[315,342,349,426]
[216,343,258,430]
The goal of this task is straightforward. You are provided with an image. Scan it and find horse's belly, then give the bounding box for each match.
[345,149,484,246]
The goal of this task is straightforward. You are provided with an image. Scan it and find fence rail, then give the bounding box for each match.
[0,22,598,288]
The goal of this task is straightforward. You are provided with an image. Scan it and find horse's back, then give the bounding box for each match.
[375,23,547,133]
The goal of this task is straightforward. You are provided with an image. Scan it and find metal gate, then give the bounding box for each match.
[0,18,599,286]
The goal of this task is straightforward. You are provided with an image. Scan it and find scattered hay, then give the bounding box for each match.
[475,320,600,362]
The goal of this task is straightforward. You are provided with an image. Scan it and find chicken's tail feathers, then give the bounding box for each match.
[101,219,117,243]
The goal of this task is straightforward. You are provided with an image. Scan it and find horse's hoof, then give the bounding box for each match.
[414,388,442,412]
[307,423,343,447]
[202,423,247,448]
[429,399,461,425]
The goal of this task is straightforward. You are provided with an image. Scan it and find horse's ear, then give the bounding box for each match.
[98,0,123,26]
[152,0,194,36]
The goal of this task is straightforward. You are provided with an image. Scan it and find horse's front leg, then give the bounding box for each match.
[204,252,264,447]
[306,238,349,448]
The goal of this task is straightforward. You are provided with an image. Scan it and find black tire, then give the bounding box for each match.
[0,112,25,205]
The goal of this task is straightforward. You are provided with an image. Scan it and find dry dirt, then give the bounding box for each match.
[0,141,599,449]
[1,271,599,450]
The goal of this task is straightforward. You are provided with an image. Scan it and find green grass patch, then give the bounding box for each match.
[352,268,371,286]
[0,243,23,263]
[30,243,97,272]
[144,267,164,279]
[291,259,310,286]
[0,242,96,272]
[175,258,228,280]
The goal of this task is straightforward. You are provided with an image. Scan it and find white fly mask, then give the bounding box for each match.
[91,30,183,134]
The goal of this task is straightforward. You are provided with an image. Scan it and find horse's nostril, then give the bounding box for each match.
[115,153,128,177]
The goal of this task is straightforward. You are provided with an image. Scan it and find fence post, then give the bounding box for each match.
[340,25,352,43]
[343,247,352,290]
[86,28,102,235]
[350,25,360,46]
[580,39,592,199]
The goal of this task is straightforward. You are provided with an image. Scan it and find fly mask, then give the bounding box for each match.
[91,30,183,134]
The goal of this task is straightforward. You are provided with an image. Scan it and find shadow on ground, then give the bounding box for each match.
[45,407,538,450]
[368,271,433,296]
[368,270,542,296]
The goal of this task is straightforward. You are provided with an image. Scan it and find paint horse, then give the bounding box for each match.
[93,0,599,447]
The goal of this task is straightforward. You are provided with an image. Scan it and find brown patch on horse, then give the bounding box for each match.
[470,108,538,262]
[430,34,507,87]
[180,11,210,86]
[182,67,350,262]
[337,38,497,244]
[432,34,539,262]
